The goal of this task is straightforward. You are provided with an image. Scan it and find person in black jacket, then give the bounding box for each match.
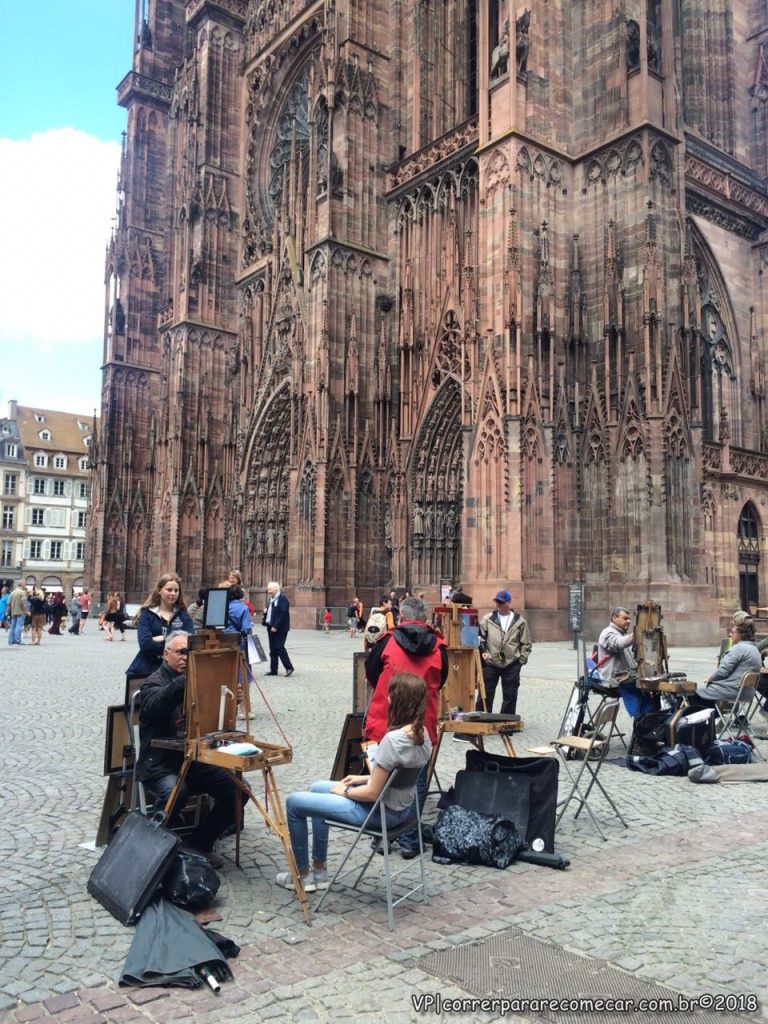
[262,581,294,676]
[137,631,237,868]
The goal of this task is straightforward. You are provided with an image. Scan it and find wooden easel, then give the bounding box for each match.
[158,630,311,924]
[634,600,669,679]
[428,608,523,787]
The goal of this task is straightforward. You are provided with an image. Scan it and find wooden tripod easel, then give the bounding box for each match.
[158,630,311,924]
[427,613,523,787]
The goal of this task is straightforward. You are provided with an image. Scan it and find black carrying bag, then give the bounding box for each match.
[88,811,181,925]
[631,710,672,756]
[162,849,220,910]
[705,739,755,765]
[453,764,531,840]
[432,805,523,869]
[669,705,716,757]
[464,750,558,855]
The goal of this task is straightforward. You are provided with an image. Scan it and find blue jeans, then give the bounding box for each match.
[8,615,24,645]
[285,780,410,873]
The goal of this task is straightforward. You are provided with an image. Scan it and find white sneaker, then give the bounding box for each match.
[275,870,326,893]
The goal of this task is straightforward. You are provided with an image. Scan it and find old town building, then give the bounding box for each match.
[3,403,94,596]
[89,1,768,640]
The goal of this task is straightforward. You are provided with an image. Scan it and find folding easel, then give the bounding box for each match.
[158,630,311,924]
[428,611,522,790]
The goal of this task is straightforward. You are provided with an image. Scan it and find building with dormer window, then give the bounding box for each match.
[6,401,96,596]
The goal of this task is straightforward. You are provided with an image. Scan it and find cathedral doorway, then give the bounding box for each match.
[409,379,463,588]
[737,502,760,612]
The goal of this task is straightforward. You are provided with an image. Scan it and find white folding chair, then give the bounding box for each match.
[315,766,428,931]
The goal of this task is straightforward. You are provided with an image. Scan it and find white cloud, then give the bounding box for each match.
[0,129,120,350]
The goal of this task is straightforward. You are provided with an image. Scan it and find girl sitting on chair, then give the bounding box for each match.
[276,672,432,893]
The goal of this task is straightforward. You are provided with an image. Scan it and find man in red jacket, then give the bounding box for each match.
[364,594,448,857]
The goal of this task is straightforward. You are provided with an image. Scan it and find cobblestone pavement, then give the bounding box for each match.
[1,627,766,1022]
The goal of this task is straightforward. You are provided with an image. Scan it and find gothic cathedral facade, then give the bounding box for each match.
[89,0,768,640]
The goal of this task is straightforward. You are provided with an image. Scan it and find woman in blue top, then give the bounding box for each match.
[224,584,252,650]
[126,572,195,679]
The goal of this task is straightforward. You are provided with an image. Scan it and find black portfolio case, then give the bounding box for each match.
[453,765,531,839]
[464,750,559,854]
[87,811,181,925]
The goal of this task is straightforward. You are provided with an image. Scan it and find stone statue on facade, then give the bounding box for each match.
[491,20,510,80]
[516,10,530,74]
[647,16,660,71]
[626,19,640,72]
[413,502,424,535]
[266,521,276,555]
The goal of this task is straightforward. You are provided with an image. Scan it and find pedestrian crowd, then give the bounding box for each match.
[1,582,98,645]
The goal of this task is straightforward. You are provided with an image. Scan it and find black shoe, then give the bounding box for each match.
[265,672,278,676]
[285,669,294,677]
[400,846,420,860]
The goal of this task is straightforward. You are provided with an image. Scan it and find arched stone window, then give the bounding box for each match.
[738,502,761,611]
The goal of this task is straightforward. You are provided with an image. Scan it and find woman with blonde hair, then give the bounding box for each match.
[126,572,195,679]
[29,588,47,646]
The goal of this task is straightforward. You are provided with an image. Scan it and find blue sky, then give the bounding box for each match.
[0,1,135,416]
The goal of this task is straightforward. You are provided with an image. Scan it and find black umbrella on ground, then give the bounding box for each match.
[120,898,234,990]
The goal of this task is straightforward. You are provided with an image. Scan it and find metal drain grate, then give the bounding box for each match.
[410,927,760,1023]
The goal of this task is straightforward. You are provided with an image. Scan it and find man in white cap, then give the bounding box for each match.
[476,590,532,714]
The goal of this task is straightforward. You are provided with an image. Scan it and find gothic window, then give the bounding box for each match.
[265,73,310,217]
[432,310,469,386]
[700,303,735,442]
[356,470,385,590]
[620,405,645,461]
[410,379,463,586]
[297,460,316,583]
[315,100,329,194]
[738,502,761,611]
[326,466,348,587]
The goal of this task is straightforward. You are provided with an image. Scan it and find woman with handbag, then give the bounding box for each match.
[275,672,432,892]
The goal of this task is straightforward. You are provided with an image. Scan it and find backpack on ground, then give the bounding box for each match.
[364,609,388,646]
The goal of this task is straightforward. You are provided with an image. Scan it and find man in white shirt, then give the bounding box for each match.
[476,590,532,714]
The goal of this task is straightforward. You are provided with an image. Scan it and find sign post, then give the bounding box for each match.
[568,583,584,665]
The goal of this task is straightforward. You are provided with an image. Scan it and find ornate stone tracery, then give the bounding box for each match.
[409,380,463,586]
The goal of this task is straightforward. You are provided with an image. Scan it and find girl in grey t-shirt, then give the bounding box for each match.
[276,673,432,893]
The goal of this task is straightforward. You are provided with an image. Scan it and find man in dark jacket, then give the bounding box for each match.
[364,595,448,856]
[262,581,294,676]
[137,631,237,867]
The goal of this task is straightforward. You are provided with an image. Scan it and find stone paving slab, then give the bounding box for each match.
[1,628,767,1022]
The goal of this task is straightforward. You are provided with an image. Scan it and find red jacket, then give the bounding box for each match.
[363,620,448,744]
